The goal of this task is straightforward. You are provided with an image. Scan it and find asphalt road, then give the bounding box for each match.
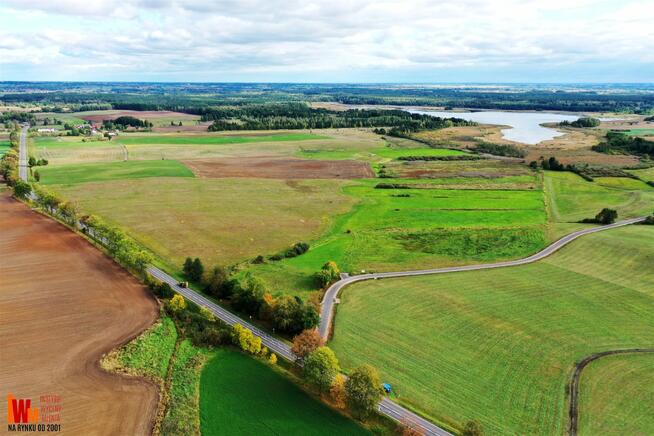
[18,125,29,181]
[318,216,646,340]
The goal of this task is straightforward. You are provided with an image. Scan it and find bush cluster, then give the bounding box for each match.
[559,117,600,128]
[268,241,310,261]
[181,257,320,336]
[471,142,527,158]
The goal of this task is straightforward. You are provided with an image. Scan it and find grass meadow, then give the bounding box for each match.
[628,166,654,183]
[200,349,368,436]
[55,177,356,279]
[329,226,654,434]
[248,178,546,294]
[37,160,194,185]
[578,353,654,435]
[544,171,654,223]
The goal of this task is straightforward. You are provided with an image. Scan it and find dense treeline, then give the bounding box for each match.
[181,256,320,336]
[204,103,474,132]
[592,132,654,159]
[0,129,20,185]
[1,111,36,123]
[103,115,153,129]
[560,117,600,128]
[3,82,652,113]
[471,143,527,158]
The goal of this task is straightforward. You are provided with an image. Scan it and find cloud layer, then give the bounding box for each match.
[1,0,653,81]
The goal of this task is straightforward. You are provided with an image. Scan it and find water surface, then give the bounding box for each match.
[408,109,580,144]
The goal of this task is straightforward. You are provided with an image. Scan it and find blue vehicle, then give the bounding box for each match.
[382,383,392,394]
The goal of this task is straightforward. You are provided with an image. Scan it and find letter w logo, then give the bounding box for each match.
[7,394,37,424]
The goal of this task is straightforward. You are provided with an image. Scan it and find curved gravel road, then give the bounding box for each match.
[319,216,646,340]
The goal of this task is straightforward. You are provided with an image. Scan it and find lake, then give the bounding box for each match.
[407,109,580,144]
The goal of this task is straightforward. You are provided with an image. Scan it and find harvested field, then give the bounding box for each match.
[383,159,533,181]
[183,157,374,179]
[0,192,159,435]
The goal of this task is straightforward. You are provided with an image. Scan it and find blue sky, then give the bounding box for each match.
[1,0,652,83]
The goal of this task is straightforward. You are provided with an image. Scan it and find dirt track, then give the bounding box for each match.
[183,156,374,179]
[0,192,159,435]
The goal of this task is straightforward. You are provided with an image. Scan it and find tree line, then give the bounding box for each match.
[592,131,654,159]
[203,104,474,132]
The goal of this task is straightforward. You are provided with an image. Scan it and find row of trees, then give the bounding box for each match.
[181,258,320,335]
[592,131,654,159]
[291,329,384,418]
[0,129,20,186]
[204,103,473,133]
[102,116,153,130]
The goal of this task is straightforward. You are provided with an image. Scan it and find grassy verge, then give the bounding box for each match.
[102,315,177,380]
[160,339,211,436]
[329,226,654,434]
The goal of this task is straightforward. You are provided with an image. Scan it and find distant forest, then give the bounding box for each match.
[1,82,653,114]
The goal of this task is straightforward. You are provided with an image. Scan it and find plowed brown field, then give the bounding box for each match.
[0,192,158,435]
[182,156,374,179]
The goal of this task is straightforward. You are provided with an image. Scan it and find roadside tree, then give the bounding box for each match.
[345,364,383,418]
[303,346,340,393]
[291,329,323,361]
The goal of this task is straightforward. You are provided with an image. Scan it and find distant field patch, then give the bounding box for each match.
[200,349,368,436]
[117,133,327,145]
[628,166,654,182]
[183,157,374,179]
[545,171,654,223]
[373,147,467,159]
[578,352,654,435]
[38,160,194,185]
[625,128,654,136]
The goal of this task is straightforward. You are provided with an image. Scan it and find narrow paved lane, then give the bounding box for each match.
[18,124,29,181]
[319,216,646,339]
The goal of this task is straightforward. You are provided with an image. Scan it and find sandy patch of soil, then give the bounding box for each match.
[182,156,374,179]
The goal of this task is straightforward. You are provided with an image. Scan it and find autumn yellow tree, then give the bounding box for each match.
[330,374,347,409]
[167,294,186,314]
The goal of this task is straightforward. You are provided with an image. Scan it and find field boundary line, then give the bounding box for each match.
[568,348,654,436]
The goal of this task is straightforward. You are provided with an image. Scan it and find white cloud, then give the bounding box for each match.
[0,0,652,80]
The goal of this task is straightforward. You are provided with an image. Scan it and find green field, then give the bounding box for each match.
[200,349,368,436]
[578,353,654,435]
[38,160,194,185]
[625,128,654,136]
[248,178,546,294]
[117,133,326,145]
[545,171,654,223]
[628,166,654,183]
[0,140,10,156]
[329,226,654,434]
